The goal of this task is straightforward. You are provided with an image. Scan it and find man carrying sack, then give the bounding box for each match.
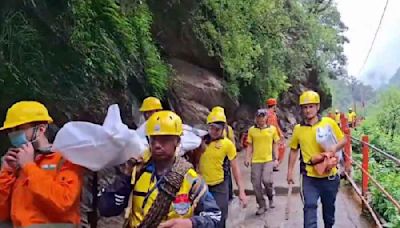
[287,91,346,228]
[97,111,221,228]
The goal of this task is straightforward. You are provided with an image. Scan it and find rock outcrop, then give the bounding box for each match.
[168,58,238,124]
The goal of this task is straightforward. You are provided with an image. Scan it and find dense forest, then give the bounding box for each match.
[0,0,346,122]
[352,87,400,226]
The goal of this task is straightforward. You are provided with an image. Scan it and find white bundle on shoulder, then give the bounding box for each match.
[137,121,207,156]
[52,104,146,171]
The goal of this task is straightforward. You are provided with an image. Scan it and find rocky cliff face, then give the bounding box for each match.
[145,0,332,134]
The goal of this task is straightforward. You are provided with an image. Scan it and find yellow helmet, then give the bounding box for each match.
[140,97,163,112]
[0,101,53,131]
[211,106,225,114]
[207,110,227,124]
[146,111,183,136]
[299,90,320,105]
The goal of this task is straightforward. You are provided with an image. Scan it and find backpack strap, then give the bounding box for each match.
[137,156,193,228]
[88,172,98,228]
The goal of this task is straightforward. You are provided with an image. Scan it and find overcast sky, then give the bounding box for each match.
[336,0,400,87]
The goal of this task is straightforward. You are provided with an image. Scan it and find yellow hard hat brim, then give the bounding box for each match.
[0,117,53,131]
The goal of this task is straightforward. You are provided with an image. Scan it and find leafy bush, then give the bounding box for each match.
[352,87,400,226]
[0,0,170,153]
[193,0,346,104]
[0,0,170,116]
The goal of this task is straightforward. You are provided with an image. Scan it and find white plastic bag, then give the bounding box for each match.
[316,125,345,172]
[136,121,149,147]
[52,104,145,171]
[137,121,206,156]
[180,125,205,153]
[227,197,246,227]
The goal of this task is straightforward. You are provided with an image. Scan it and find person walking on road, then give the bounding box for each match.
[347,108,357,128]
[200,110,248,228]
[287,91,346,228]
[266,98,285,171]
[0,101,83,227]
[98,111,222,228]
[211,106,235,201]
[245,109,280,215]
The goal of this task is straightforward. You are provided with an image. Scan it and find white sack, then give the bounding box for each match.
[52,104,145,171]
[316,125,345,172]
[137,121,207,155]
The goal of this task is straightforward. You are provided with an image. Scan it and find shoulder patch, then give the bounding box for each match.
[172,194,191,215]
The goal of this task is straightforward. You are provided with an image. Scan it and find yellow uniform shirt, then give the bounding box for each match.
[347,112,356,122]
[247,125,280,163]
[290,117,344,178]
[335,113,341,124]
[223,125,235,144]
[199,138,237,186]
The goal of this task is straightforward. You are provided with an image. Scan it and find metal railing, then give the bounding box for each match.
[339,114,400,227]
[351,136,400,166]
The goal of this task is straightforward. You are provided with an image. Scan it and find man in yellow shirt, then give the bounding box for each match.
[199,110,247,228]
[347,108,356,128]
[287,91,346,228]
[211,106,235,201]
[245,109,280,215]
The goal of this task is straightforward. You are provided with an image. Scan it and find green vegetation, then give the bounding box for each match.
[0,0,347,146]
[352,87,400,226]
[193,0,347,104]
[0,0,170,119]
[327,63,400,117]
[0,0,347,113]
[326,76,375,115]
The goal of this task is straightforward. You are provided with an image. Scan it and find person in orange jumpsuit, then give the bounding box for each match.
[265,98,285,171]
[0,101,82,228]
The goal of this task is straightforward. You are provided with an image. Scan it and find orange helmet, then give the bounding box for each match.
[266,98,277,106]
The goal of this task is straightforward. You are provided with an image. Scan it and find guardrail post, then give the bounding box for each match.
[361,135,369,211]
[344,128,352,173]
[340,113,347,131]
[340,114,352,173]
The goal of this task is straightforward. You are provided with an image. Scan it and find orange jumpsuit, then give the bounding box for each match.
[266,109,283,137]
[0,152,82,227]
[266,109,285,162]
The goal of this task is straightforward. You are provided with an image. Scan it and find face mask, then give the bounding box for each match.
[8,131,28,148]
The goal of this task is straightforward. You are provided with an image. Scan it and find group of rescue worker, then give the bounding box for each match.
[0,90,346,228]
[331,108,357,128]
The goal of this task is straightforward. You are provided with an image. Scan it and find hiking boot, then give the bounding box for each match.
[256,207,267,215]
[269,199,275,209]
